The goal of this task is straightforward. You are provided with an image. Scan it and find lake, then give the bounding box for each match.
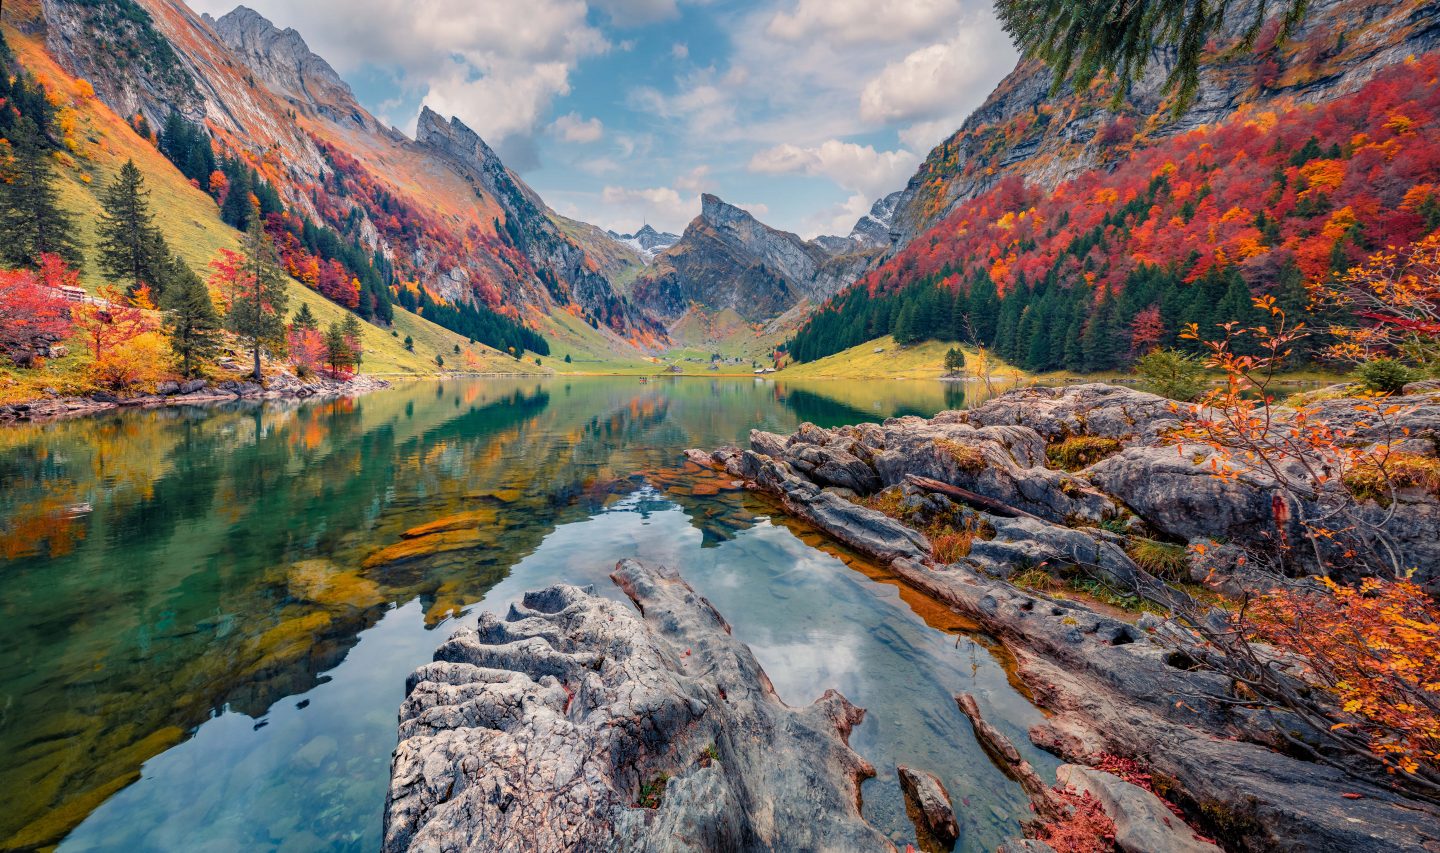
[0,376,1055,852]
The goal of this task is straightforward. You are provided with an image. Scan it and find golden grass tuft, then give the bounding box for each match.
[1046,436,1124,470]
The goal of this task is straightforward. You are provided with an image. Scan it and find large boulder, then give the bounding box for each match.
[384,561,891,852]
[1055,765,1219,853]
[962,384,1181,443]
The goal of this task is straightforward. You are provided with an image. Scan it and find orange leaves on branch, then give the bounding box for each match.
[1249,578,1440,780]
[1310,233,1440,363]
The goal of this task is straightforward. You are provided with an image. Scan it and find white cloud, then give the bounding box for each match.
[748,140,917,199]
[674,164,710,193]
[187,0,607,151]
[591,0,679,25]
[898,118,960,153]
[767,0,963,45]
[580,156,622,175]
[859,17,1011,124]
[552,112,605,143]
[600,185,698,232]
[672,42,690,60]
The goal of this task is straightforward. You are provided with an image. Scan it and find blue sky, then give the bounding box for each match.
[186,1,1017,237]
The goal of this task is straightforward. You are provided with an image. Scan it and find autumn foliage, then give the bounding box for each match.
[1250,578,1440,785]
[1157,297,1440,802]
[1311,231,1440,365]
[0,255,74,364]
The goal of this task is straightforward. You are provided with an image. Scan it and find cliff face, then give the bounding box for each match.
[206,5,370,132]
[416,108,661,337]
[32,0,656,342]
[629,195,839,325]
[886,0,1440,250]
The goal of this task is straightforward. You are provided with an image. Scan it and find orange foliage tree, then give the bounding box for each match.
[74,285,155,363]
[1310,232,1440,366]
[1140,297,1440,803]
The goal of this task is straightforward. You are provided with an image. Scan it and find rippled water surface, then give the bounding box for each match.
[0,377,1055,852]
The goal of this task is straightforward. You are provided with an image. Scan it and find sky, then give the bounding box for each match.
[183,0,1018,238]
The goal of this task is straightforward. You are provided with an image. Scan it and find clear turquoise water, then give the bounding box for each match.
[0,377,1053,852]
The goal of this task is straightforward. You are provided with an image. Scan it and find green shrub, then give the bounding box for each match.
[1133,348,1205,401]
[1354,358,1416,394]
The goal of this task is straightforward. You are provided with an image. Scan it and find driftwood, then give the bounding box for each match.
[905,475,1047,522]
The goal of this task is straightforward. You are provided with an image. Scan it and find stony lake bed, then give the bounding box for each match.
[1,376,1045,852]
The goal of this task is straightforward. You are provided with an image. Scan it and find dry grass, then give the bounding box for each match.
[1046,436,1124,470]
[1344,452,1440,507]
[1126,538,1191,581]
[936,438,989,472]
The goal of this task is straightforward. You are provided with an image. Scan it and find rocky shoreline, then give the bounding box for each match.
[385,383,1440,851]
[691,383,1440,851]
[0,374,392,424]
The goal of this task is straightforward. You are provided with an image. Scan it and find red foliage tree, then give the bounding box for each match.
[0,256,74,365]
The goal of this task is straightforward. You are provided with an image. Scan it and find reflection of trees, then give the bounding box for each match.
[0,377,953,848]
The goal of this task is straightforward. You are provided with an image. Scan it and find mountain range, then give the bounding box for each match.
[5,0,1438,368]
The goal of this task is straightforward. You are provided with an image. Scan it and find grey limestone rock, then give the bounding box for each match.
[384,560,891,852]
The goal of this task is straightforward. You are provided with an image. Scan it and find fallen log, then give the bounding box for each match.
[905,474,1047,522]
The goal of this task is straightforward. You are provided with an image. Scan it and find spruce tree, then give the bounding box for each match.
[290,302,318,332]
[341,314,364,367]
[324,321,355,375]
[161,255,223,378]
[967,271,1000,344]
[0,128,83,267]
[97,159,167,296]
[227,206,290,381]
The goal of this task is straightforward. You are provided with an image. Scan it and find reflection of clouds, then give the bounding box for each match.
[744,631,867,707]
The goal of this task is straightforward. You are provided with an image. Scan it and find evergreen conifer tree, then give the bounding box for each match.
[290,302,318,332]
[341,314,364,367]
[97,159,168,296]
[227,205,290,381]
[161,255,223,377]
[0,128,83,267]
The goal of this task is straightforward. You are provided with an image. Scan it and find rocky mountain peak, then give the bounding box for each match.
[699,193,754,229]
[606,224,681,263]
[207,5,364,127]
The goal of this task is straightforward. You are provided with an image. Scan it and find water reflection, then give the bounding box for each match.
[0,377,1050,851]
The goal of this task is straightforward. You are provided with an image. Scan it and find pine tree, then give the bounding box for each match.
[324,321,355,375]
[97,159,168,296]
[290,302,318,332]
[0,129,83,267]
[220,165,253,230]
[341,314,364,367]
[967,271,1000,344]
[161,255,223,378]
[1082,291,1122,372]
[227,205,290,382]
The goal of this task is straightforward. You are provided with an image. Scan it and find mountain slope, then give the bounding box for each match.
[630,194,849,326]
[884,0,1440,250]
[34,0,657,353]
[0,9,527,384]
[789,4,1440,372]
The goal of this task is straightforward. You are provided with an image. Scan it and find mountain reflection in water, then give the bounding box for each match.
[0,377,1051,852]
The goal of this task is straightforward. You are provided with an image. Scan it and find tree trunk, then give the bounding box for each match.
[252,335,261,382]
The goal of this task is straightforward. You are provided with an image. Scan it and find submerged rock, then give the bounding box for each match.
[897,766,961,852]
[384,560,890,852]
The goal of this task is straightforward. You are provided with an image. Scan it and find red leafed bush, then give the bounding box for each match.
[0,255,75,365]
[1033,787,1117,853]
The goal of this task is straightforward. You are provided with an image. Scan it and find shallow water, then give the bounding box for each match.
[0,376,1054,852]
